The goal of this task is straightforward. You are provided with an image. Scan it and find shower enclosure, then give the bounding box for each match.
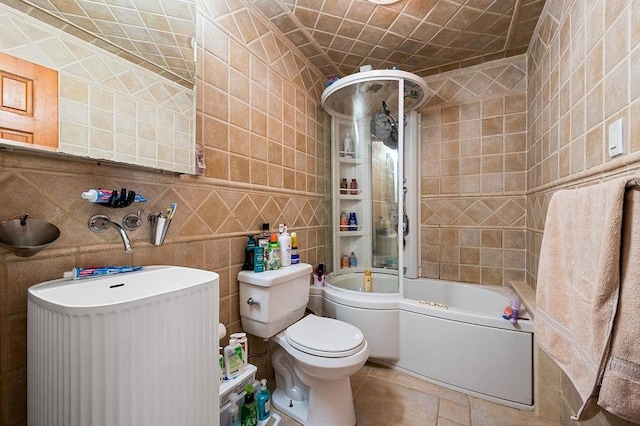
[321,70,428,289]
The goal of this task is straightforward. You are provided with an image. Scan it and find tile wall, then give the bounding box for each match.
[526,0,640,424]
[0,1,330,425]
[418,55,528,285]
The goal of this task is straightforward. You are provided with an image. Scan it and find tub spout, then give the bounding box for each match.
[88,214,133,253]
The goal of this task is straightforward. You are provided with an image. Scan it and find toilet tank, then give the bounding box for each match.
[238,263,313,338]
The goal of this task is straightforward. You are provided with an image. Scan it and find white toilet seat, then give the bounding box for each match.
[285,315,365,358]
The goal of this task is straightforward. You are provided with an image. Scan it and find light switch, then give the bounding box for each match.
[608,119,624,158]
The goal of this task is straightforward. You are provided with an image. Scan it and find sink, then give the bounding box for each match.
[0,218,60,257]
[28,265,217,309]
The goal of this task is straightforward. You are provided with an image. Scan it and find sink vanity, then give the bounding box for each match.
[27,266,219,426]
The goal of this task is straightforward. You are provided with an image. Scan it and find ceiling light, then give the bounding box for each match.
[366,0,402,4]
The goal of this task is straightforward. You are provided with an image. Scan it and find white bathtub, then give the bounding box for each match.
[318,272,534,409]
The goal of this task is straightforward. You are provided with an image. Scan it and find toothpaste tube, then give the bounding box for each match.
[63,266,144,280]
[82,189,147,203]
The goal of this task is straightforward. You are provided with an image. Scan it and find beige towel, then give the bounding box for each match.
[535,176,638,420]
[597,188,640,423]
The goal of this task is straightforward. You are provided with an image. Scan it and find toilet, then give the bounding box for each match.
[238,263,369,426]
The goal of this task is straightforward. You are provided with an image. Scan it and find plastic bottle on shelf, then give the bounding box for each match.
[228,392,241,426]
[343,132,353,157]
[224,337,244,380]
[350,178,358,195]
[340,211,348,231]
[349,252,358,268]
[340,178,348,194]
[257,379,271,421]
[241,384,258,426]
[348,212,358,231]
[230,332,248,366]
[341,253,349,268]
[278,224,292,267]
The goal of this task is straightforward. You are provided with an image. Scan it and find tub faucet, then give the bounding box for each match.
[88,214,133,253]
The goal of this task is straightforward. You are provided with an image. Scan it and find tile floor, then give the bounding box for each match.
[274,362,560,426]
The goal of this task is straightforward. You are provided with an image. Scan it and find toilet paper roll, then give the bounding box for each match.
[218,323,226,341]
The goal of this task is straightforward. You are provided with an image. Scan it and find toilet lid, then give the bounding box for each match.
[285,315,365,358]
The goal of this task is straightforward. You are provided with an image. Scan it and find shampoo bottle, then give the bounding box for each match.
[349,252,357,268]
[278,224,292,267]
[364,269,373,292]
[343,132,353,157]
[224,337,244,380]
[241,384,258,426]
[257,379,271,421]
[228,392,241,426]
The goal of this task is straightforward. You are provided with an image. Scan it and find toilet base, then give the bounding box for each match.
[272,389,308,424]
[272,377,356,426]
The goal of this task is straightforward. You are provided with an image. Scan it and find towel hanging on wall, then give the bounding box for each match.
[535,175,640,422]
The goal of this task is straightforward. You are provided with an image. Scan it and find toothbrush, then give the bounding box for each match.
[168,202,177,219]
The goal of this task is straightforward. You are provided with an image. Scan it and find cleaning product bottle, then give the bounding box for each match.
[266,234,281,270]
[257,379,271,421]
[243,235,256,271]
[278,224,292,267]
[241,384,258,426]
[223,337,244,380]
[228,392,241,426]
[291,232,299,264]
[364,269,373,292]
[340,178,348,193]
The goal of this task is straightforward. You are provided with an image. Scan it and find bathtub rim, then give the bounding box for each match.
[322,274,533,332]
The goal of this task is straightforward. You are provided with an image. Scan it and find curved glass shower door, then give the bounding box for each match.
[322,70,427,288]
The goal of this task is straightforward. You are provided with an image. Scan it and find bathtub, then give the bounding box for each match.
[318,272,534,409]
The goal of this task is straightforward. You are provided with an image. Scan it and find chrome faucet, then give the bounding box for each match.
[88,214,133,252]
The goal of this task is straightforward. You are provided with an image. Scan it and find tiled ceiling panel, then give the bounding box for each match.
[5,0,195,87]
[251,0,546,78]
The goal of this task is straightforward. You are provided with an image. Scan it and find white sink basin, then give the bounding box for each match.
[28,265,218,309]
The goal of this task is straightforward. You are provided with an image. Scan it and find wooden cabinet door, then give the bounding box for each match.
[0,52,58,148]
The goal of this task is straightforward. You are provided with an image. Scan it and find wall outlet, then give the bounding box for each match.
[608,119,624,158]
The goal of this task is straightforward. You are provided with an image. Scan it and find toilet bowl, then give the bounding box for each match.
[237,264,369,426]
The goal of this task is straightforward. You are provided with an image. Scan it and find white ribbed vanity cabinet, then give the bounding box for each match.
[27,266,219,426]
[332,117,372,273]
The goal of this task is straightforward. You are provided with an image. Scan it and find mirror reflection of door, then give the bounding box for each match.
[0,52,58,148]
